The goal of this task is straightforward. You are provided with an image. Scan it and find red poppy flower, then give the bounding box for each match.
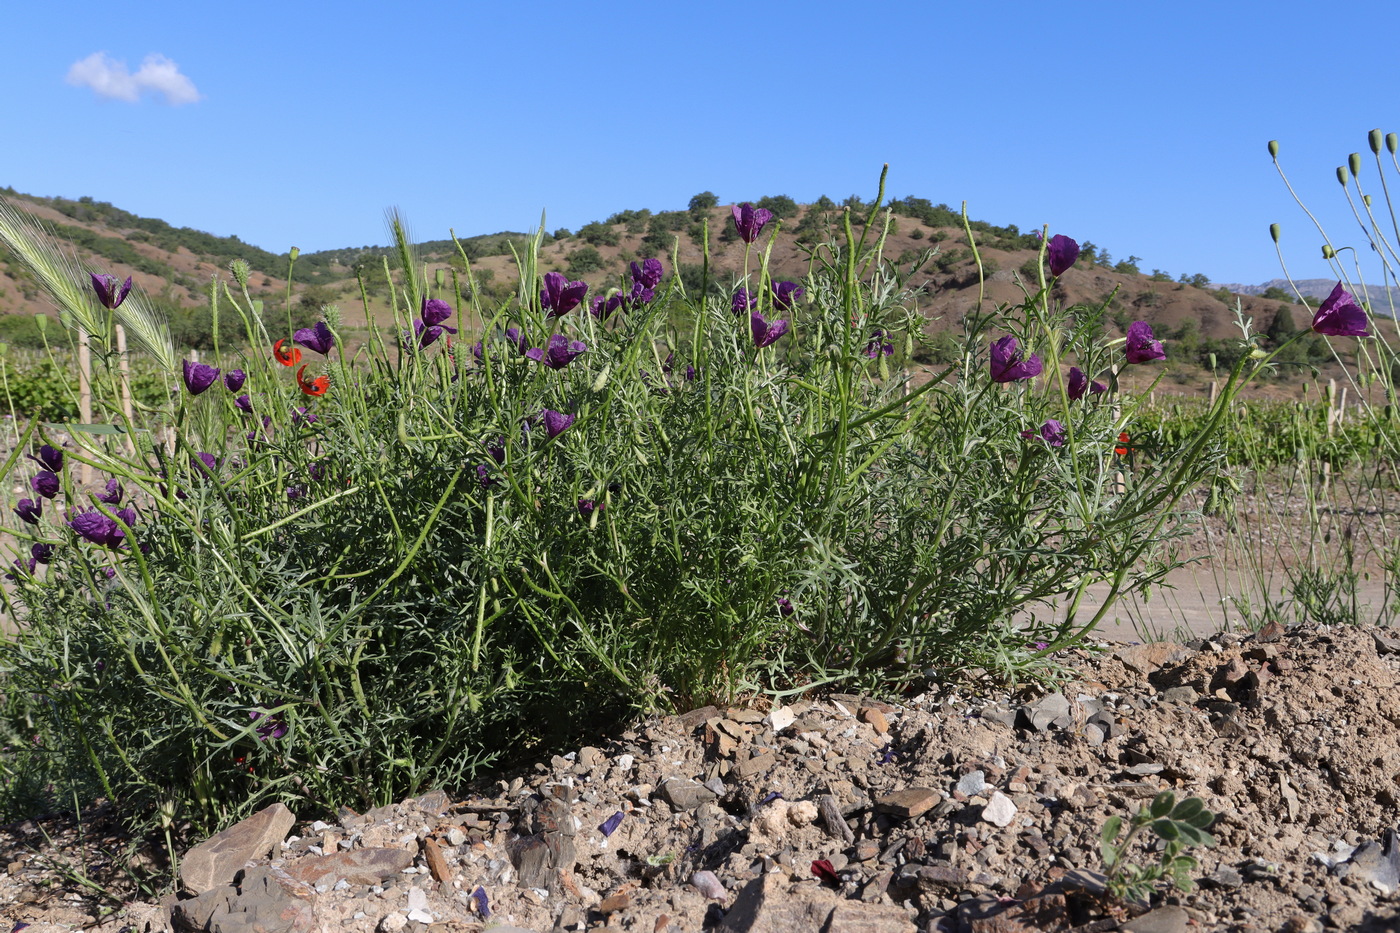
[1114,432,1130,456]
[273,339,302,367]
[296,365,329,397]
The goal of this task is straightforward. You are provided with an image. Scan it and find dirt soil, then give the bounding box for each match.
[1,622,1398,932]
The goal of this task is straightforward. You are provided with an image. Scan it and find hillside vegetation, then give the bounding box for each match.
[0,187,1350,387]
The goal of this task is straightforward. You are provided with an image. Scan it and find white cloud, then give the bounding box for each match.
[66,52,201,106]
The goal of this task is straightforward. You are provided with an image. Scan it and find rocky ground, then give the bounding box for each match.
[2,621,1399,933]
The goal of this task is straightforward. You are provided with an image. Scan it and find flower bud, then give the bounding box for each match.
[1270,223,1281,243]
[1389,133,1398,155]
[289,247,300,261]
[1268,140,1279,158]
[1323,244,1337,259]
[1337,166,1349,186]
[229,259,251,289]
[1365,194,1374,208]
[1349,152,1362,177]
[1371,129,1384,154]
[435,268,445,288]
[33,313,46,333]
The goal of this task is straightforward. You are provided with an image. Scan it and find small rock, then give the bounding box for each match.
[578,746,605,769]
[981,791,1017,828]
[767,706,797,732]
[379,913,408,932]
[733,752,777,780]
[1020,692,1073,732]
[787,800,818,826]
[422,837,451,883]
[956,770,989,796]
[1344,829,1400,895]
[875,787,940,820]
[859,708,889,734]
[658,778,718,811]
[1161,686,1198,705]
[287,847,416,888]
[1122,904,1190,933]
[691,870,727,901]
[1204,865,1243,889]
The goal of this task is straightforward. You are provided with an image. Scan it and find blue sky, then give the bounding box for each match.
[4,1,1399,286]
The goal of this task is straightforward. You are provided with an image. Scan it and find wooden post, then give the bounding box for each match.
[77,326,92,486]
[115,324,134,454]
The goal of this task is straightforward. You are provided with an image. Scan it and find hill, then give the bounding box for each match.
[0,188,1338,390]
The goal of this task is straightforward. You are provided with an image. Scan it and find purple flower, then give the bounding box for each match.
[182,359,220,396]
[1020,419,1067,447]
[471,886,491,920]
[31,471,60,500]
[1124,321,1166,364]
[487,439,506,465]
[751,312,790,349]
[771,281,803,311]
[97,478,123,504]
[541,272,589,317]
[1067,367,1107,400]
[248,708,288,741]
[577,498,603,517]
[224,369,247,392]
[287,485,305,501]
[631,258,664,290]
[599,811,624,837]
[192,453,219,478]
[1047,235,1080,277]
[234,394,253,413]
[989,335,1042,383]
[14,498,42,525]
[864,330,894,358]
[90,273,132,310]
[732,203,774,244]
[526,334,588,370]
[1312,282,1371,337]
[292,407,318,427]
[6,558,35,581]
[731,288,753,315]
[777,597,795,618]
[29,445,63,473]
[540,409,575,440]
[307,461,327,482]
[413,320,445,349]
[476,464,496,489]
[590,293,627,320]
[31,543,54,564]
[420,298,456,329]
[504,327,528,353]
[68,507,136,549]
[293,321,335,355]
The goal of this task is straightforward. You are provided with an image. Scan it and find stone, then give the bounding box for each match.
[408,789,451,815]
[733,752,777,780]
[717,874,831,933]
[1020,693,1073,732]
[874,788,939,820]
[1373,631,1400,655]
[658,778,718,811]
[180,803,297,895]
[956,770,990,796]
[858,708,889,735]
[1122,904,1190,933]
[981,791,1017,828]
[767,706,797,733]
[1344,829,1400,895]
[285,847,414,888]
[691,870,727,901]
[1161,686,1199,705]
[822,900,916,931]
[174,866,316,933]
[578,746,605,769]
[1114,642,1192,675]
[422,837,451,883]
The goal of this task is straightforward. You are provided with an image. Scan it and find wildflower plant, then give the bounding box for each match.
[0,173,1256,845]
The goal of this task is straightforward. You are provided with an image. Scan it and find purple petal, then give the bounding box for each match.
[599,811,624,837]
[1047,235,1080,277]
[420,298,453,327]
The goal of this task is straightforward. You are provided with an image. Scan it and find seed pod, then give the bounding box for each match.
[1337,166,1350,186]
[1371,129,1384,154]
[1268,140,1280,158]
[230,259,251,289]
[289,247,300,261]
[1270,223,1281,243]
[1349,152,1363,177]
[1388,133,1398,155]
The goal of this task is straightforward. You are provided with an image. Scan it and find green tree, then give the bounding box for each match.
[756,195,799,220]
[566,246,604,277]
[688,191,719,213]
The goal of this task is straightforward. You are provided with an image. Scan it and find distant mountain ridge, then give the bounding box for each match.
[1214,277,1400,308]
